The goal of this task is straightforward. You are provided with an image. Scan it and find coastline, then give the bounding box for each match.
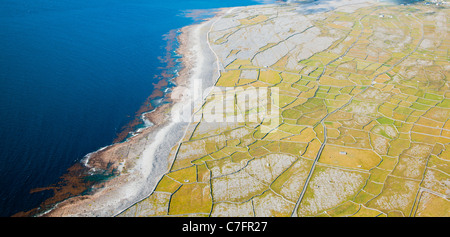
[14,0,450,218]
[35,9,227,217]
[13,0,379,217]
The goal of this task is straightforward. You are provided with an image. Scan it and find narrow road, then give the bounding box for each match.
[291,8,424,216]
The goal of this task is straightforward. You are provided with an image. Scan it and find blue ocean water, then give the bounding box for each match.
[0,0,277,216]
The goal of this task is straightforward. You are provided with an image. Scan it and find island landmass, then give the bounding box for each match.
[27,0,449,217]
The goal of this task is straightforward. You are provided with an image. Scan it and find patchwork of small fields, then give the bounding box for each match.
[119,2,449,217]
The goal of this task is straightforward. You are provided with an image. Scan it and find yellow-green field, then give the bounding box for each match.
[119,2,449,217]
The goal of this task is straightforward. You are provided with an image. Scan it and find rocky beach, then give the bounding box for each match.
[31,10,226,216]
[22,0,450,217]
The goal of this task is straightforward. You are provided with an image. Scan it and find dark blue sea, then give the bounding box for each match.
[0,0,276,216]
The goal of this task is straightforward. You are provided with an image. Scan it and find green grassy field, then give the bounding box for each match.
[119,3,449,217]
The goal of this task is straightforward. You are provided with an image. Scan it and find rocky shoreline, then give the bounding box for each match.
[20,10,225,217]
